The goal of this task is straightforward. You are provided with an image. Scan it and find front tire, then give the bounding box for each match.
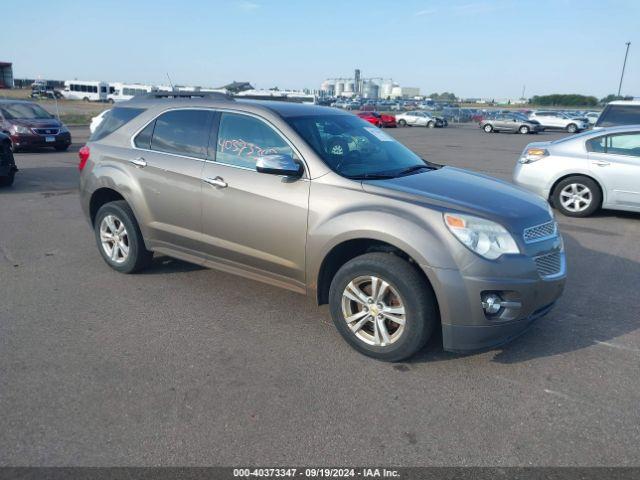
[552,176,601,217]
[566,123,578,133]
[54,145,69,152]
[427,121,435,128]
[398,119,407,127]
[328,253,437,362]
[518,125,530,134]
[0,171,15,187]
[94,200,153,273]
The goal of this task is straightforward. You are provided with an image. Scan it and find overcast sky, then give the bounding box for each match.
[3,0,638,98]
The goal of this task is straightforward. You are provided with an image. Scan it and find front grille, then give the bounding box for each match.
[534,251,563,278]
[523,221,557,243]
[33,128,59,135]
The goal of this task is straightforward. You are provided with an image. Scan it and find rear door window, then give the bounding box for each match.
[586,132,640,156]
[90,107,146,141]
[150,109,213,159]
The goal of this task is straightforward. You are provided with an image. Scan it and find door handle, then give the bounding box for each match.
[592,160,610,167]
[204,176,228,188]
[130,157,147,168]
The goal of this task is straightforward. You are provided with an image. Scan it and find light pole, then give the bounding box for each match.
[617,42,631,97]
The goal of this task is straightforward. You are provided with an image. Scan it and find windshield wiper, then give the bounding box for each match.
[346,173,397,180]
[397,164,432,176]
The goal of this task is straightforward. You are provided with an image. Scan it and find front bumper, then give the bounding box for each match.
[423,241,566,352]
[11,132,72,149]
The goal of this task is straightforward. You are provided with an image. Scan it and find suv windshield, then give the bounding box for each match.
[286,114,434,179]
[0,103,53,120]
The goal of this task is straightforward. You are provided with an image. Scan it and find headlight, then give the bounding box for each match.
[444,213,520,260]
[11,125,31,135]
[58,125,69,133]
[519,147,548,164]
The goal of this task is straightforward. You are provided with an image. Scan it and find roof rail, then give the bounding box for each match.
[138,91,234,101]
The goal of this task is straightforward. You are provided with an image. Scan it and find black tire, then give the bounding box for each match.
[483,123,493,133]
[94,200,153,273]
[82,97,90,102]
[328,252,438,362]
[427,121,435,128]
[398,119,407,127]
[518,125,530,134]
[566,123,577,133]
[54,145,69,152]
[0,171,15,187]
[551,175,601,217]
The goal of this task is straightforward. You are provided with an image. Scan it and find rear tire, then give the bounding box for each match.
[483,124,493,133]
[328,252,437,362]
[398,119,407,127]
[0,171,15,187]
[94,200,153,273]
[552,176,601,217]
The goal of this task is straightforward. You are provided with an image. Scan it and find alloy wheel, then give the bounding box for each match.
[341,275,406,347]
[100,214,130,264]
[560,183,592,212]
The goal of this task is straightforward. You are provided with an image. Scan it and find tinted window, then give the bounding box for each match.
[150,110,212,158]
[596,105,640,127]
[216,113,293,169]
[134,121,155,149]
[90,107,146,142]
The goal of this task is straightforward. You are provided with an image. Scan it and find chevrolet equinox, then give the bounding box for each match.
[79,92,566,361]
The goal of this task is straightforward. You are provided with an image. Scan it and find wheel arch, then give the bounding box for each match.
[89,187,126,225]
[316,237,440,308]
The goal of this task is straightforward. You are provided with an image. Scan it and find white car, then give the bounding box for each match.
[528,111,589,133]
[89,109,111,134]
[585,112,600,125]
[513,125,640,217]
[395,111,444,128]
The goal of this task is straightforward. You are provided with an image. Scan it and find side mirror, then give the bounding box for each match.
[256,154,303,177]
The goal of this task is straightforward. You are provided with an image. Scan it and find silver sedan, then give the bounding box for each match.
[513,125,640,217]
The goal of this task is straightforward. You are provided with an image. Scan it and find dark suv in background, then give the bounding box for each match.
[0,100,72,152]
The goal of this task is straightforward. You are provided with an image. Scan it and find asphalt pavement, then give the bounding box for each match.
[1,124,639,466]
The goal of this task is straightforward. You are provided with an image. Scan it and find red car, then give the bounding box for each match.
[356,111,397,128]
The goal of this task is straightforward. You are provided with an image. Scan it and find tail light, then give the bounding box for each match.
[78,146,90,171]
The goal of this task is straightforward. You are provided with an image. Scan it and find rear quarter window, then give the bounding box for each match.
[90,108,146,142]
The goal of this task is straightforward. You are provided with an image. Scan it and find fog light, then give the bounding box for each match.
[482,293,502,314]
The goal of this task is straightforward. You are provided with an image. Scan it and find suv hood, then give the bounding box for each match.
[362,166,551,232]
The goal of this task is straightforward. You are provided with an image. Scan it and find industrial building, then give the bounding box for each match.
[0,62,14,89]
[320,69,420,99]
